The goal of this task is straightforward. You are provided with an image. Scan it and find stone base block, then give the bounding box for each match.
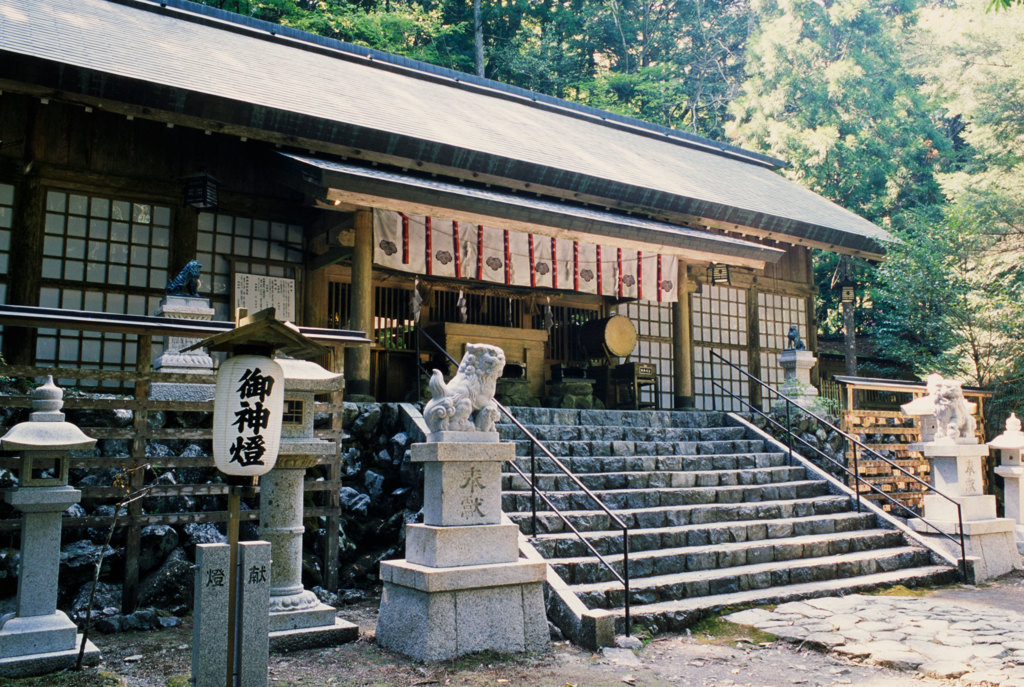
[380,558,547,592]
[269,618,358,653]
[412,441,515,462]
[0,635,99,678]
[0,612,78,658]
[376,580,549,661]
[909,516,1021,582]
[150,382,215,402]
[922,493,996,522]
[406,519,519,568]
[269,599,338,632]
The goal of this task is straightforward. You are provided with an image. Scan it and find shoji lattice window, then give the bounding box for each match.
[36,191,169,380]
[623,301,675,409]
[758,292,808,408]
[691,284,749,411]
[196,213,304,321]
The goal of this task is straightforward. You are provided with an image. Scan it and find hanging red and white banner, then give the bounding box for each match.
[372,209,679,302]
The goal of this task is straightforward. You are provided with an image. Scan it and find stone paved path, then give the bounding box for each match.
[726,593,1024,686]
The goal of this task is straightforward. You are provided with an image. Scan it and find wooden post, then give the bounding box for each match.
[3,176,44,365]
[123,333,152,613]
[345,210,373,396]
[840,255,857,376]
[170,202,199,279]
[747,286,761,410]
[225,485,241,687]
[326,344,344,592]
[672,261,694,408]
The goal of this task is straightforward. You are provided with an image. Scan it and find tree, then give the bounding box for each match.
[873,203,1024,389]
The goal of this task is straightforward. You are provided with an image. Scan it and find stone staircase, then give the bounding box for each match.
[497,408,957,641]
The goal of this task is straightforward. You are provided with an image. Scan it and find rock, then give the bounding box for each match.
[146,410,167,431]
[145,442,174,460]
[352,404,382,439]
[158,615,180,628]
[71,581,122,622]
[144,471,196,514]
[98,439,131,457]
[94,616,123,633]
[339,588,367,605]
[549,621,566,641]
[182,522,226,556]
[341,402,360,429]
[60,540,120,599]
[364,471,386,501]
[340,487,371,517]
[64,503,87,518]
[312,585,340,607]
[139,548,193,615]
[139,524,180,572]
[76,469,119,488]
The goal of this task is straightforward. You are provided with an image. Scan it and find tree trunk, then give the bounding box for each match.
[474,0,484,77]
[841,255,857,376]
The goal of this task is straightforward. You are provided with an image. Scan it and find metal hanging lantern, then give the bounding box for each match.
[213,355,285,476]
[840,280,856,304]
[184,173,220,210]
[707,263,731,285]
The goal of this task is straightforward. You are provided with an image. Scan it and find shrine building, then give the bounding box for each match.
[0,0,891,410]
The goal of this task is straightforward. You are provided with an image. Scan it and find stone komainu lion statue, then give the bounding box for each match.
[165,259,202,297]
[423,343,505,434]
[928,373,977,442]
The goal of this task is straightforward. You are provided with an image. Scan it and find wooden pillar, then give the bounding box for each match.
[3,175,44,365]
[344,210,373,397]
[170,202,199,279]
[672,261,694,408]
[747,286,762,410]
[840,255,857,376]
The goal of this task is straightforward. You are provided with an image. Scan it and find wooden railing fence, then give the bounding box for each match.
[0,306,366,614]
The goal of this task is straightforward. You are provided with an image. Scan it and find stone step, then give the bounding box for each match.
[506,494,853,534]
[506,452,789,475]
[502,408,727,428]
[502,479,830,512]
[549,530,908,584]
[502,465,807,492]
[571,546,935,610]
[509,438,769,458]
[530,511,879,558]
[498,424,748,443]
[611,566,958,634]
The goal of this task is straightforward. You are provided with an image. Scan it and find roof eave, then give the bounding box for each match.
[0,52,886,258]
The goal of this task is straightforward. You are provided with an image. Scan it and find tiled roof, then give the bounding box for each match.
[0,0,893,256]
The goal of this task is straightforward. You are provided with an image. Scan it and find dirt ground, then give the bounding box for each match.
[9,580,991,687]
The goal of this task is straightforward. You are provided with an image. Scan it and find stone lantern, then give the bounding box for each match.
[992,413,1024,553]
[0,377,100,677]
[259,358,357,649]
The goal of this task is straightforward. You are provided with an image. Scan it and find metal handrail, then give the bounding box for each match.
[709,351,968,580]
[416,327,631,633]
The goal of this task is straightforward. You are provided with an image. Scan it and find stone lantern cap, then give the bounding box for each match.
[990,413,1024,451]
[0,376,96,451]
[276,358,343,393]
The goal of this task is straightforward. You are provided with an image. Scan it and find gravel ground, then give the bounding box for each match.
[63,586,970,687]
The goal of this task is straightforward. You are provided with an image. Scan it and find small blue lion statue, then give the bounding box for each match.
[165,259,202,297]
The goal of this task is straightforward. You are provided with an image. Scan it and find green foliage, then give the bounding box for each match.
[728,0,948,226]
[873,203,1024,388]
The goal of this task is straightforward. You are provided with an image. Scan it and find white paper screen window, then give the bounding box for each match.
[757,292,808,410]
[623,301,675,409]
[36,190,169,384]
[691,284,749,411]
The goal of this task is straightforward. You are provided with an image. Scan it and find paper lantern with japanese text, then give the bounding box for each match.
[212,355,285,476]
